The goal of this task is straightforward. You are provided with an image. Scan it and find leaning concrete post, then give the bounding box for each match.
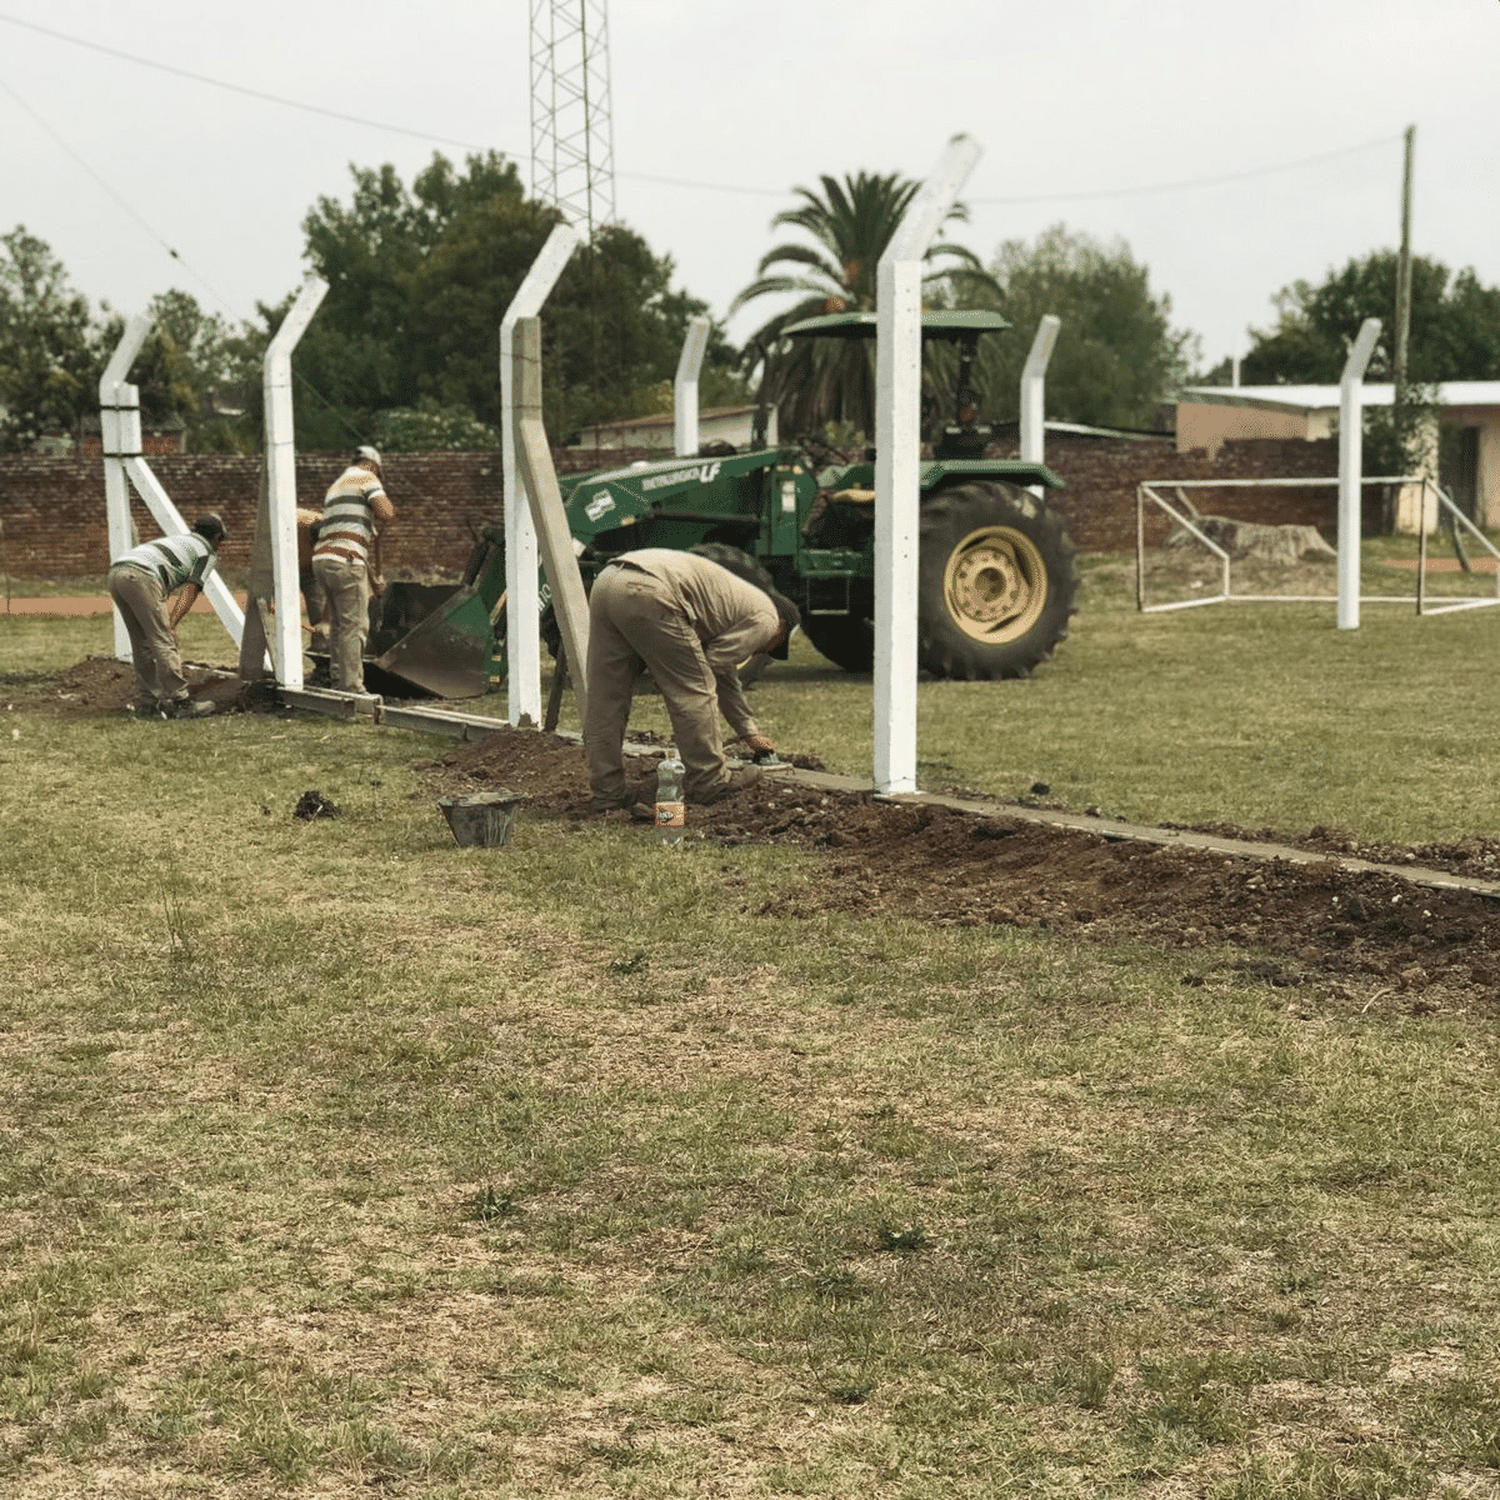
[100,312,245,651]
[873,133,982,795]
[512,317,590,722]
[501,222,580,727]
[674,315,711,457]
[1337,318,1382,630]
[99,314,152,661]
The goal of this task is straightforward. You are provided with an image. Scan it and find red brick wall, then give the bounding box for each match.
[0,439,1343,579]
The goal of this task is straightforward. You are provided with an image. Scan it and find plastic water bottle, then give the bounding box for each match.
[654,751,685,845]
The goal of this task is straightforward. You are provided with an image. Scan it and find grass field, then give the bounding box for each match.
[2,556,1499,1497]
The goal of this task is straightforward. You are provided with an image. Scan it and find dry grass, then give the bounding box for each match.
[2,583,1500,1497]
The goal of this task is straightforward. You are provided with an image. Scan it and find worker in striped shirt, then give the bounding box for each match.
[311,445,396,693]
[106,512,228,719]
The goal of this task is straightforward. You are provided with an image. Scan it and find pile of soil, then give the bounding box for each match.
[1,655,244,714]
[14,658,1500,1011]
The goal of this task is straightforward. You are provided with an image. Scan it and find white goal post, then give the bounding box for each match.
[1135,475,1500,617]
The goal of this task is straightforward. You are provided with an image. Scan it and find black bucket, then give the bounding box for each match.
[437,791,526,848]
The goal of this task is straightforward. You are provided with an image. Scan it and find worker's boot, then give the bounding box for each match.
[165,696,216,720]
[586,780,651,816]
[694,766,761,805]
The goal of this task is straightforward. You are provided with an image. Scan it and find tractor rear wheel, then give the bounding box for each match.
[917,482,1078,680]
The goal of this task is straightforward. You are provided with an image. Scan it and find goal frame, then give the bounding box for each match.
[1135,476,1500,616]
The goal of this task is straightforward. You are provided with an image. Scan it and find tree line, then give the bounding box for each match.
[3,153,1499,457]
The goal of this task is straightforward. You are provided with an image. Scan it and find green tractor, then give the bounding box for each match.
[364,310,1078,697]
[550,308,1078,680]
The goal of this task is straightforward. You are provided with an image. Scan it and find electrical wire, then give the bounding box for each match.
[0,72,249,321]
[0,11,492,155]
[0,56,371,448]
[0,74,246,309]
[0,9,1402,209]
[970,134,1404,206]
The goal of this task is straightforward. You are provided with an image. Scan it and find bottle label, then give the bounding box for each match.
[655,801,685,830]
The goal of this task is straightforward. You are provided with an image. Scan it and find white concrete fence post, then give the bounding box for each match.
[1337,318,1382,630]
[501,221,581,727]
[674,315,711,457]
[99,315,153,661]
[261,275,328,688]
[873,133,983,795]
[1020,315,1061,497]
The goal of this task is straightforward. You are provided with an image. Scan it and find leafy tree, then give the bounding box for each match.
[1241,251,1500,386]
[547,226,742,441]
[1241,251,1500,505]
[964,223,1197,430]
[731,171,988,440]
[0,227,101,451]
[128,290,264,453]
[287,151,735,450]
[373,398,498,453]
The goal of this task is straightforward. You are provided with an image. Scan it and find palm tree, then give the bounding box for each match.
[732,171,990,442]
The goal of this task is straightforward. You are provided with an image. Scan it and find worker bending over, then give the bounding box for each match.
[584,548,800,812]
[106,512,228,719]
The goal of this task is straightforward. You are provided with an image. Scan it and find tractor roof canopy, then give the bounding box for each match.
[784,309,1011,341]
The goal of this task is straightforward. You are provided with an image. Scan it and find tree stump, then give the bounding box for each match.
[1166,494,1336,565]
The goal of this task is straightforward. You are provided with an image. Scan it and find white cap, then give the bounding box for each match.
[355,444,383,468]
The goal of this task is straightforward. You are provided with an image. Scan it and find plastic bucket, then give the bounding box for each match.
[437,791,526,848]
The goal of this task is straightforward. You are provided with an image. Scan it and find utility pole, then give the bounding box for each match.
[1393,124,1415,400]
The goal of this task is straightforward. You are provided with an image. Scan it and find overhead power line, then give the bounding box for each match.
[971,135,1404,206]
[0,72,240,315]
[0,11,492,154]
[0,10,1403,209]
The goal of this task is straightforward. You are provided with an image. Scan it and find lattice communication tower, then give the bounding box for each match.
[529,0,617,236]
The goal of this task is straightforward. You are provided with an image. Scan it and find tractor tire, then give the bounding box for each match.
[917,482,1078,680]
[688,542,779,685]
[801,602,875,674]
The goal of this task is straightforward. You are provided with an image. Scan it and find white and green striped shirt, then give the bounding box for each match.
[114,533,218,594]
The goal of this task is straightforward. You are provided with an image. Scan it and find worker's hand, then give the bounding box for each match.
[743,733,777,756]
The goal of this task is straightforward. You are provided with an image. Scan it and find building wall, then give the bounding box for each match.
[1442,408,1500,529]
[0,437,1343,580]
[1175,400,1319,458]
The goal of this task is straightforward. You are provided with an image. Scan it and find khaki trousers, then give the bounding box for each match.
[312,555,371,691]
[107,565,188,707]
[584,564,730,802]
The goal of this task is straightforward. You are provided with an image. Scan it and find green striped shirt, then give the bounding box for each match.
[114,533,218,594]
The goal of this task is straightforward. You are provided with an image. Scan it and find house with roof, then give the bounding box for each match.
[1175,382,1500,531]
[568,404,775,453]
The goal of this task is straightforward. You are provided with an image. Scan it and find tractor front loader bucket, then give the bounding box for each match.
[374,584,498,699]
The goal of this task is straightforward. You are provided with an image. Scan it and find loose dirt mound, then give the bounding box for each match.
[423,722,1500,1015]
[15,659,1500,1011]
[1,655,243,714]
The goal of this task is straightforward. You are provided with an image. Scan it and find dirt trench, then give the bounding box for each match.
[19,655,1500,1016]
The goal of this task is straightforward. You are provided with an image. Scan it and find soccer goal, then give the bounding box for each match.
[1135,475,1500,617]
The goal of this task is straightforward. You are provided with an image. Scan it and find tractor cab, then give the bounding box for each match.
[782,309,1012,461]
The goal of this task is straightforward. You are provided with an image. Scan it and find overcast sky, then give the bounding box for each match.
[2,0,1495,379]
